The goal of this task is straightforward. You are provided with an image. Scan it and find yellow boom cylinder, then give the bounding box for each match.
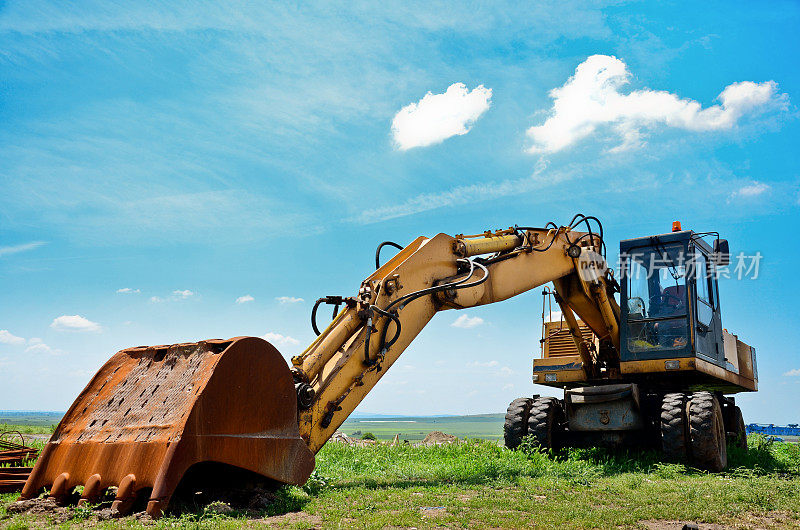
[295,309,364,381]
[454,234,522,257]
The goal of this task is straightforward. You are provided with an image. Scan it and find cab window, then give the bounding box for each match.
[625,244,689,352]
[693,250,714,327]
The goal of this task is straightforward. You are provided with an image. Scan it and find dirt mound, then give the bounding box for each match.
[331,431,352,443]
[6,497,137,524]
[421,431,458,445]
[5,482,280,524]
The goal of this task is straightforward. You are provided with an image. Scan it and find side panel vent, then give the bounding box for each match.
[543,321,598,358]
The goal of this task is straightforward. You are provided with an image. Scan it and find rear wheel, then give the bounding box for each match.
[504,397,533,449]
[726,405,747,450]
[688,392,727,471]
[660,393,689,461]
[527,397,564,451]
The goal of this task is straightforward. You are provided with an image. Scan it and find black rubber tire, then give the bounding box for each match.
[726,406,747,450]
[504,397,533,449]
[660,392,689,461]
[526,397,564,451]
[688,392,728,471]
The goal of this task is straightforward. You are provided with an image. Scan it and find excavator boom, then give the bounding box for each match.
[18,216,641,517]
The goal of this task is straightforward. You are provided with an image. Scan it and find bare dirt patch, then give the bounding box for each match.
[254,511,322,527]
[639,521,727,530]
[421,431,458,445]
[639,512,800,530]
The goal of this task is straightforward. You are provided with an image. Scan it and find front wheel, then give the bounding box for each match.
[504,397,533,449]
[688,392,727,471]
[660,392,689,461]
[527,397,565,451]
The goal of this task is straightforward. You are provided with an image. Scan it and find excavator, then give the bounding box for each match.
[20,215,757,518]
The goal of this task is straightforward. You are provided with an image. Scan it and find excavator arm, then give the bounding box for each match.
[291,221,620,452]
[21,215,621,517]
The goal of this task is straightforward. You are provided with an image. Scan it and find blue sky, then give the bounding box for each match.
[1,1,798,422]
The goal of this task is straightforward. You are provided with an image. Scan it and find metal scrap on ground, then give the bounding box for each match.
[0,431,39,493]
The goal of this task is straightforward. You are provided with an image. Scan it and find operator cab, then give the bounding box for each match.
[620,223,729,368]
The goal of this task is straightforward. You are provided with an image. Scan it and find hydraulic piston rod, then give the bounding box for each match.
[454,234,522,257]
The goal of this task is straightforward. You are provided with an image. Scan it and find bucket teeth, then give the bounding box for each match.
[22,336,316,518]
[110,474,137,516]
[48,472,70,505]
[76,474,102,507]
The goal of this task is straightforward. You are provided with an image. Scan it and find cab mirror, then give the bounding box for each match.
[712,239,730,267]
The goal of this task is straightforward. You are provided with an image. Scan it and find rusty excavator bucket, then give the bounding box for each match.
[20,337,315,518]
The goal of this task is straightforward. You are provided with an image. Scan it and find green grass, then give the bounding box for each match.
[0,412,63,429]
[341,413,505,441]
[2,435,799,528]
[0,423,55,436]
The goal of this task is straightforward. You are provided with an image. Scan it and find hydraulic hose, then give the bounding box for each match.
[365,258,490,365]
[375,241,403,269]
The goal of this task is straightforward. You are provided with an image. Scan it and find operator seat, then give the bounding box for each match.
[657,285,687,348]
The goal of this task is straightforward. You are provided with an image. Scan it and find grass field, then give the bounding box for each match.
[341,413,506,442]
[2,432,800,529]
[0,412,63,430]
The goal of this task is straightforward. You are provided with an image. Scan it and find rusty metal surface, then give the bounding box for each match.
[0,467,33,493]
[0,431,39,466]
[21,337,314,518]
[0,432,38,493]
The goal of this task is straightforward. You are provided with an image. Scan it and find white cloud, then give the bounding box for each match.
[545,310,564,323]
[729,181,770,201]
[784,368,800,377]
[451,314,485,329]
[26,342,59,354]
[468,360,498,368]
[149,296,163,303]
[173,289,194,299]
[50,314,101,332]
[116,287,140,294]
[527,54,788,154]
[0,330,26,345]
[354,158,554,223]
[392,82,492,150]
[502,383,514,391]
[236,294,255,304]
[0,241,45,257]
[276,296,304,304]
[262,332,300,346]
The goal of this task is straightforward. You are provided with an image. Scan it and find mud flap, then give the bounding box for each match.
[20,337,315,518]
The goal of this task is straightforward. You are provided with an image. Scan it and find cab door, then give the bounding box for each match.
[692,247,724,365]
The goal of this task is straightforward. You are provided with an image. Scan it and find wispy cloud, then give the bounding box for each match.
[276,296,304,304]
[527,55,788,154]
[50,314,101,332]
[25,339,63,355]
[451,314,485,329]
[262,332,300,346]
[0,330,26,345]
[149,290,196,303]
[116,287,141,294]
[392,83,492,150]
[355,159,557,223]
[236,294,255,304]
[0,241,45,257]
[467,360,498,368]
[729,181,770,201]
[784,368,800,377]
